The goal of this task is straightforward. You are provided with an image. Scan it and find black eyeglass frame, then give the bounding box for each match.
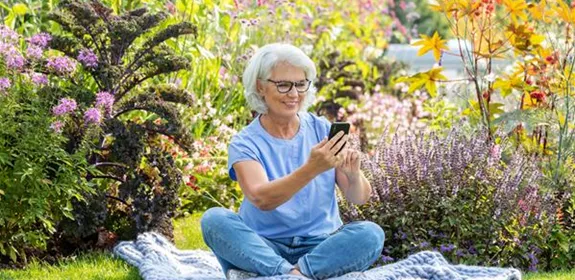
[264,79,311,94]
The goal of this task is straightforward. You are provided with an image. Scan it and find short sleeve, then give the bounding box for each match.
[227,136,259,181]
[313,114,332,141]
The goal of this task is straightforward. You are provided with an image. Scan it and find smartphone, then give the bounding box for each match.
[328,122,350,156]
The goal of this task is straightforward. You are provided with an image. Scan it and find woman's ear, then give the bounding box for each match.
[256,80,265,96]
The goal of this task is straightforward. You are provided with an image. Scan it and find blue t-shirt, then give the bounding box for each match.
[227,112,343,239]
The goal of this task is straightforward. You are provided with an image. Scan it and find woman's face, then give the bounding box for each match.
[257,62,308,119]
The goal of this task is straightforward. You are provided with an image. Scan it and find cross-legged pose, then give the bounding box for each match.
[201,43,384,280]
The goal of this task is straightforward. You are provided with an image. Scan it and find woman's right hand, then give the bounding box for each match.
[306,131,348,174]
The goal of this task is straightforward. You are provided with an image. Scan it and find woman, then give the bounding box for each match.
[201,43,384,280]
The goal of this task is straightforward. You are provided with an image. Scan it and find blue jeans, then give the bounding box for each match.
[201,207,385,280]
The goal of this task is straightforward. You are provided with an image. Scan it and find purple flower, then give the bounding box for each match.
[77,49,98,68]
[30,73,48,86]
[527,252,538,272]
[95,91,114,112]
[3,47,25,70]
[456,249,465,257]
[419,241,430,248]
[381,255,394,263]
[0,25,19,43]
[440,244,456,253]
[46,56,77,75]
[468,246,478,255]
[394,231,407,240]
[26,45,43,60]
[52,98,77,116]
[84,107,102,124]
[28,33,52,49]
[50,120,64,133]
[0,77,11,93]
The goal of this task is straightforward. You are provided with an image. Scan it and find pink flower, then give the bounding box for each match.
[3,48,25,70]
[0,77,11,93]
[30,73,48,86]
[77,48,98,68]
[50,120,64,133]
[95,91,114,113]
[84,107,102,124]
[26,45,43,60]
[46,56,77,75]
[166,1,176,14]
[52,98,77,116]
[0,25,19,43]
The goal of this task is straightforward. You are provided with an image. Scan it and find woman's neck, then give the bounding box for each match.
[260,113,300,139]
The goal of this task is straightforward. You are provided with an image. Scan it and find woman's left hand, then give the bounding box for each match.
[337,149,361,177]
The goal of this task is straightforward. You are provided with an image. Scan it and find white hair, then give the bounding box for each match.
[242,43,318,114]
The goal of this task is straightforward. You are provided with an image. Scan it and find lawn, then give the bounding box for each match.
[0,212,572,280]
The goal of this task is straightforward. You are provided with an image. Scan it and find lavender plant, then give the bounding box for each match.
[341,126,566,271]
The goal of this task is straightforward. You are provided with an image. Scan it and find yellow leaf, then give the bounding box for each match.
[529,34,545,46]
[411,31,448,61]
[522,92,537,108]
[554,0,575,24]
[528,0,547,21]
[503,0,529,24]
[12,3,27,16]
[406,67,447,97]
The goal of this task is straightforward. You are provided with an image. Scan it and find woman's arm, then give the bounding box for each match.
[335,150,372,205]
[233,132,348,211]
[233,160,317,211]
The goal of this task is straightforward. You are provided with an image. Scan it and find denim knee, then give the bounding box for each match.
[357,221,385,256]
[200,207,235,242]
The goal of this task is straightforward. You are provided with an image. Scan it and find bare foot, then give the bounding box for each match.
[289,266,308,278]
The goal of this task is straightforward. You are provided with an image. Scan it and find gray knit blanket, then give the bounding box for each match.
[113,232,522,280]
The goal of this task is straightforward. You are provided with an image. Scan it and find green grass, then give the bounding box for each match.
[0,211,573,280]
[0,212,207,280]
[525,270,575,280]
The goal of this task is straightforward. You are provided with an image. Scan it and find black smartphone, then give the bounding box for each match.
[328,122,350,156]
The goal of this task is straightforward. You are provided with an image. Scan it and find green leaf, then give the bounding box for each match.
[8,246,17,262]
[492,109,551,134]
[4,12,15,29]
[488,103,506,117]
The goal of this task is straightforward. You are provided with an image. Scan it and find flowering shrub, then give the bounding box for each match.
[341,127,567,271]
[43,0,199,244]
[0,25,93,263]
[0,0,199,261]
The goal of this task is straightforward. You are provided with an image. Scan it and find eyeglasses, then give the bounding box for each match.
[265,79,311,94]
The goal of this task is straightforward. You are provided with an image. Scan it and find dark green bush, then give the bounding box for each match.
[41,0,198,244]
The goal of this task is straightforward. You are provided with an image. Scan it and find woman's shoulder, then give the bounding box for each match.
[301,112,331,129]
[230,118,260,145]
